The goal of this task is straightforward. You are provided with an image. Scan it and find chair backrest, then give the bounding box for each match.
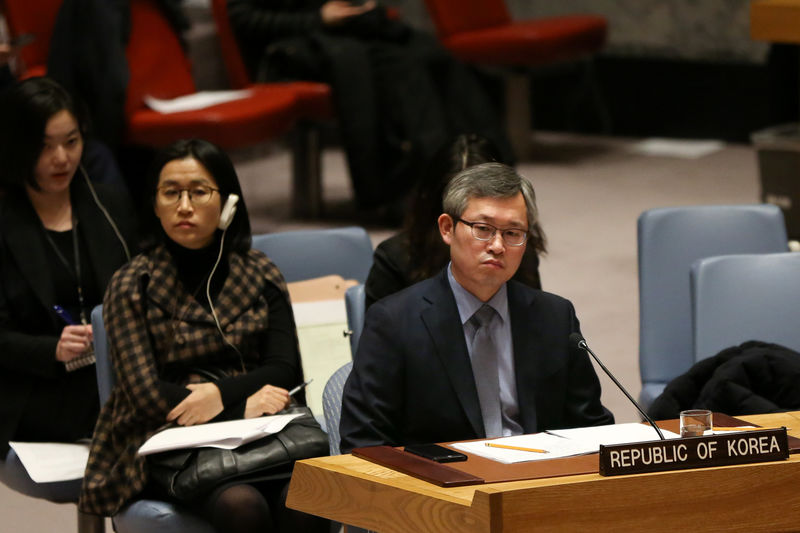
[344,284,365,356]
[421,0,510,39]
[691,252,800,361]
[0,0,60,75]
[91,304,114,404]
[209,0,252,89]
[321,361,353,455]
[125,0,196,116]
[251,227,373,283]
[638,204,788,404]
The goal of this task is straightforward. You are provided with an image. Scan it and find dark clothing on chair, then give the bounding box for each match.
[647,341,800,420]
[46,0,188,148]
[365,231,542,309]
[0,177,136,456]
[227,0,513,208]
[340,269,613,452]
[0,66,12,90]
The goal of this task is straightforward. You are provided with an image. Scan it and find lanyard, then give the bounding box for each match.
[42,215,88,325]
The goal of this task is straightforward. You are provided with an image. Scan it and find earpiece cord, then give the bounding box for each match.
[206,229,246,373]
[80,165,131,261]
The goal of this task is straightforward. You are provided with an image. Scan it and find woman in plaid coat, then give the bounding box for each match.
[79,139,327,532]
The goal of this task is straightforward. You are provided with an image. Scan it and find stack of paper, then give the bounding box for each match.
[453,423,681,464]
[137,412,303,456]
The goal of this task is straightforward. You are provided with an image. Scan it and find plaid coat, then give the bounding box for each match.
[79,244,301,516]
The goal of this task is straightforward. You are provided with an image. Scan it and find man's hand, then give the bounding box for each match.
[320,0,376,25]
[244,385,290,418]
[167,383,224,426]
[56,324,93,363]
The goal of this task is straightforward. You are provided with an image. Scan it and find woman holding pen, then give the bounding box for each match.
[79,139,327,533]
[0,77,135,457]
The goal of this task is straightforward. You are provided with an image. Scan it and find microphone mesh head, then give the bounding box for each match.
[568,332,585,349]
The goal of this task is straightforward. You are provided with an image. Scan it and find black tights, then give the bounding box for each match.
[202,480,329,533]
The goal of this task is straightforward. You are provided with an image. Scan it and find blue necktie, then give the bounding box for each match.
[470,304,502,438]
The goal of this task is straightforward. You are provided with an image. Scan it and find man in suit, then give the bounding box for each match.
[340,162,613,452]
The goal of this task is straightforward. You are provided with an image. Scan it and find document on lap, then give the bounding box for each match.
[9,441,90,483]
[137,413,303,456]
[453,423,681,464]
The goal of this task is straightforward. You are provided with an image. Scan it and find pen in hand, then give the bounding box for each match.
[53,305,77,325]
[288,378,313,397]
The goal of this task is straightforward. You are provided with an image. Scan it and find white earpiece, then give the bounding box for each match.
[218,194,239,230]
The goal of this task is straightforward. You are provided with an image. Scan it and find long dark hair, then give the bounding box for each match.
[0,77,88,191]
[142,139,252,254]
[404,134,514,282]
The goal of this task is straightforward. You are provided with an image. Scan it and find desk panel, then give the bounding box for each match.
[287,412,800,532]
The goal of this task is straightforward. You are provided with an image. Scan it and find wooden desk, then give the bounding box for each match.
[287,412,800,532]
[751,0,800,44]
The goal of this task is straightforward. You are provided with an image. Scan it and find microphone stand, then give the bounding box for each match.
[571,333,665,440]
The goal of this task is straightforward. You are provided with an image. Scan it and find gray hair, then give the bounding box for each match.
[442,163,546,254]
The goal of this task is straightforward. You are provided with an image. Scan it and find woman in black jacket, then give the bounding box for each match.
[0,77,136,456]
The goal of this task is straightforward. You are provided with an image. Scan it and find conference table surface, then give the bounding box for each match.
[287,411,800,532]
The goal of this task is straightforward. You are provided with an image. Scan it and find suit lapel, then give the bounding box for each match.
[1,193,57,324]
[421,271,485,437]
[508,283,553,433]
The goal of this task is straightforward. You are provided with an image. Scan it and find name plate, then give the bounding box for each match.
[598,428,789,476]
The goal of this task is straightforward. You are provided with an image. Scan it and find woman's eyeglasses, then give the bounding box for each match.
[156,185,219,206]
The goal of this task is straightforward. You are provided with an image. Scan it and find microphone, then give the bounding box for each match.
[569,333,665,440]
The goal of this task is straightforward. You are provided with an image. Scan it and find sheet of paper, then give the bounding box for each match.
[453,423,682,464]
[452,433,596,464]
[8,441,90,483]
[295,322,352,418]
[547,422,681,448]
[144,89,253,114]
[138,413,302,456]
[629,138,725,159]
[292,299,347,328]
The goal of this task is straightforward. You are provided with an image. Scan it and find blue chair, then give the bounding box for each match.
[637,204,788,409]
[321,361,354,456]
[691,252,800,362]
[344,284,366,356]
[251,226,373,283]
[91,305,215,533]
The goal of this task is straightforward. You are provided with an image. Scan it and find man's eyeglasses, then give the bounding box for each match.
[157,185,219,206]
[455,218,528,246]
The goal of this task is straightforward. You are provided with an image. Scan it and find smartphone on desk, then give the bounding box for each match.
[404,443,467,463]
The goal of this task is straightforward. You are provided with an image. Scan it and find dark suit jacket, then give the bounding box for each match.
[340,270,614,452]
[0,176,136,455]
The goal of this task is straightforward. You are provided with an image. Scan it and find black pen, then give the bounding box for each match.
[288,378,313,397]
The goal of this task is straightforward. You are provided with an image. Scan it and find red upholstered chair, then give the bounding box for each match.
[421,0,609,158]
[0,0,59,77]
[125,0,299,150]
[126,0,332,217]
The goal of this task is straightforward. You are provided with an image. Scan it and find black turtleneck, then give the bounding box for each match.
[158,240,298,419]
[165,238,228,307]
